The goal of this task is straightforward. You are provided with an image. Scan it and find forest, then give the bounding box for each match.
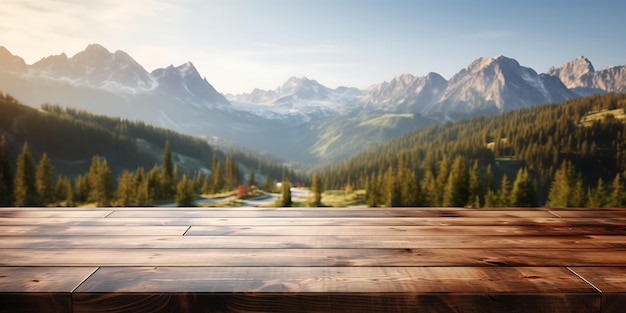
[0,93,303,207]
[318,93,626,208]
[2,92,626,208]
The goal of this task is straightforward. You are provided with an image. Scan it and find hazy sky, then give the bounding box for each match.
[1,0,625,94]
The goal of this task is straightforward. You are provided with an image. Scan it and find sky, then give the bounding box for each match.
[1,0,625,94]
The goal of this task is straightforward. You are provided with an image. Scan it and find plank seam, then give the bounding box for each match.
[103,211,114,218]
[548,211,562,218]
[70,267,100,294]
[566,267,602,293]
[182,226,192,236]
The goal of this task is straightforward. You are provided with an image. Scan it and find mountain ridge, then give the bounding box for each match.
[1,43,625,164]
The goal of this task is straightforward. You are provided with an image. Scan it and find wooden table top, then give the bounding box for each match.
[1,206,625,313]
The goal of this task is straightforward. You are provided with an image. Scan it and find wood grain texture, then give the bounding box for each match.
[2,248,626,267]
[105,209,555,218]
[0,267,97,313]
[185,224,626,236]
[1,206,625,312]
[3,216,625,227]
[2,235,624,249]
[569,267,626,313]
[72,267,600,313]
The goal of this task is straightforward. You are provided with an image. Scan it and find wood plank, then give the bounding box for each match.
[0,266,97,313]
[185,225,626,236]
[3,216,625,227]
[106,209,555,218]
[569,267,626,313]
[2,235,625,249]
[72,267,599,313]
[550,211,626,218]
[2,248,626,267]
[0,225,189,236]
[0,210,113,218]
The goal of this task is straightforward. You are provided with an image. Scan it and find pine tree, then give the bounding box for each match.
[55,176,73,207]
[249,168,256,187]
[420,170,437,207]
[280,179,292,207]
[212,155,224,192]
[608,174,624,207]
[510,168,537,207]
[587,178,606,208]
[87,156,113,206]
[0,135,13,206]
[311,174,322,207]
[548,161,574,208]
[176,173,195,207]
[201,173,212,194]
[160,140,174,198]
[262,175,271,192]
[35,153,55,206]
[498,174,511,207]
[442,156,468,207]
[116,171,136,207]
[467,161,481,208]
[483,189,498,208]
[73,174,89,203]
[134,179,153,207]
[13,143,37,207]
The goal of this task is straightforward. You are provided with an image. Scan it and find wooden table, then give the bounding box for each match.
[1,206,625,312]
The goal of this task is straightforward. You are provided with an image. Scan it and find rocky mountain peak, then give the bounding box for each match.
[0,46,27,72]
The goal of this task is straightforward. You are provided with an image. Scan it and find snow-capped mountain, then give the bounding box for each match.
[2,43,626,164]
[362,72,447,113]
[31,44,156,93]
[548,56,626,95]
[432,55,575,117]
[151,62,229,107]
[228,76,365,118]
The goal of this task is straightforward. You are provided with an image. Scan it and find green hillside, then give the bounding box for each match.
[0,93,302,207]
[318,93,626,207]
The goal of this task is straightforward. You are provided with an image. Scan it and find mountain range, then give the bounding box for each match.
[1,44,625,164]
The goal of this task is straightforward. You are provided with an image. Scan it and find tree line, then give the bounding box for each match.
[318,93,626,207]
[0,136,278,207]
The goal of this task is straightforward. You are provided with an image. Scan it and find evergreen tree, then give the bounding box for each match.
[135,179,153,207]
[87,156,114,206]
[467,161,481,208]
[608,174,624,207]
[399,168,420,207]
[587,179,606,208]
[201,173,212,194]
[442,156,469,207]
[159,140,175,198]
[162,140,174,180]
[116,171,136,207]
[0,135,13,206]
[13,143,37,207]
[435,156,450,206]
[311,174,322,207]
[548,161,576,208]
[176,173,196,206]
[35,153,55,206]
[212,155,224,192]
[483,188,498,208]
[55,176,73,207]
[498,174,511,207]
[510,168,537,207]
[73,174,89,203]
[280,179,292,207]
[249,168,256,187]
[420,170,437,207]
[262,175,271,192]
